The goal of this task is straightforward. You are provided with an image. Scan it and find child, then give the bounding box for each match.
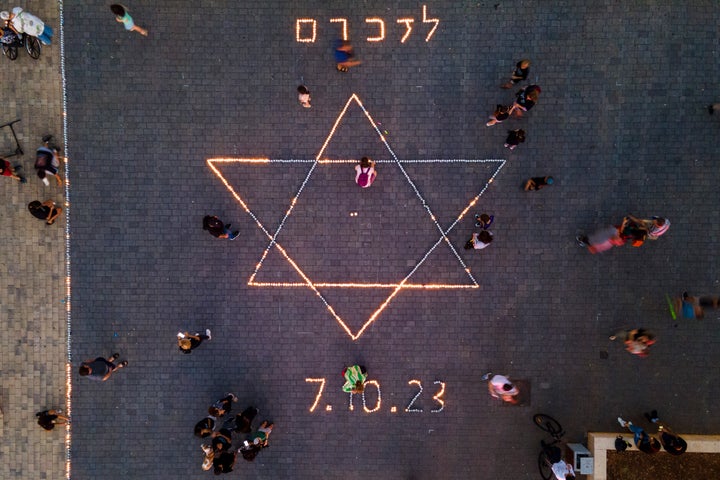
[297,85,311,108]
[501,59,530,89]
[524,176,554,191]
[110,4,148,36]
[354,157,377,188]
[486,104,511,127]
[504,129,525,150]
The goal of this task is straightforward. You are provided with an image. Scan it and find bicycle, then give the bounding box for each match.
[1,27,41,61]
[533,414,566,480]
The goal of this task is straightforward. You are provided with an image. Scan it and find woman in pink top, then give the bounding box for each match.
[354,157,377,188]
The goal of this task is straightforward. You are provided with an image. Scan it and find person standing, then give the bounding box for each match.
[481,372,519,404]
[177,329,211,354]
[110,4,148,36]
[504,129,526,150]
[354,157,377,188]
[36,409,69,430]
[1,7,53,45]
[342,365,368,393]
[78,353,128,381]
[501,59,531,89]
[297,85,311,108]
[510,85,541,116]
[208,393,238,417]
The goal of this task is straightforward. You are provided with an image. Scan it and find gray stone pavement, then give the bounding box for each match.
[0,1,66,479]
[3,0,720,479]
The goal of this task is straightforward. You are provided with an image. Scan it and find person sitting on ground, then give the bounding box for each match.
[177,329,211,354]
[1,157,24,182]
[28,200,62,225]
[203,215,239,240]
[249,420,274,448]
[232,406,258,434]
[354,157,377,188]
[504,129,526,150]
[200,443,214,471]
[36,409,69,430]
[465,230,493,250]
[342,365,368,393]
[212,449,237,474]
[524,176,554,191]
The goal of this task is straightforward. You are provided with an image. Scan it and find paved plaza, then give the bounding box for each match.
[2,1,720,478]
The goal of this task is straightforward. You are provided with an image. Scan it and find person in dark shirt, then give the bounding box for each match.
[36,409,69,430]
[203,215,239,240]
[501,59,530,89]
[78,353,127,381]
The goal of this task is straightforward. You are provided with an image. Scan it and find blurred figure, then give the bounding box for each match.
[481,372,519,404]
[524,176,554,191]
[297,85,311,108]
[334,39,361,72]
[610,328,656,357]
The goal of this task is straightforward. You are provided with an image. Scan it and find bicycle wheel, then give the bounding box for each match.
[2,42,18,60]
[533,414,563,437]
[25,36,41,59]
[537,450,553,480]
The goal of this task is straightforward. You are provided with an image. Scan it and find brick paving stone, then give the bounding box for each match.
[4,0,720,479]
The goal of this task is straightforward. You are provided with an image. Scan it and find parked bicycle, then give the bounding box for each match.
[1,26,41,61]
[533,414,575,480]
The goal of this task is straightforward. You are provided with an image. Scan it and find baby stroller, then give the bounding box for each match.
[1,26,41,60]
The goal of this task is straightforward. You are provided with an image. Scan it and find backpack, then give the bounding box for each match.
[357,167,371,187]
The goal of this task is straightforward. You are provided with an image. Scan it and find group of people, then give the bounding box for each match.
[576,214,670,254]
[194,393,274,474]
[486,59,542,152]
[617,410,687,455]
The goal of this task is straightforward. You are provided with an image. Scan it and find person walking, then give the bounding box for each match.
[524,176,554,191]
[501,59,531,89]
[28,200,62,225]
[203,215,239,240]
[177,329,211,354]
[342,365,368,393]
[504,129,526,150]
[474,213,494,229]
[576,225,624,254]
[208,393,238,417]
[35,137,62,186]
[110,4,148,36]
[485,104,511,127]
[610,328,656,357]
[78,353,128,381]
[36,409,69,430]
[510,85,541,116]
[297,85,311,108]
[481,372,519,404]
[354,157,377,188]
[1,7,53,45]
[334,39,361,72]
